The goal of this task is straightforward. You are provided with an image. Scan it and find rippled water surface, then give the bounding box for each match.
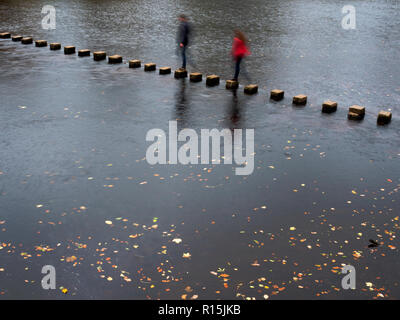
[0,0,399,299]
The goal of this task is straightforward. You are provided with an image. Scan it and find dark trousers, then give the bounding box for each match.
[181,46,187,69]
[234,56,242,80]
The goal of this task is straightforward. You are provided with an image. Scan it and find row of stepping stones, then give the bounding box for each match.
[0,32,392,125]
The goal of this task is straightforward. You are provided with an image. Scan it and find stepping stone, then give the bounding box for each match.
[160,67,171,75]
[348,105,365,120]
[50,43,61,50]
[226,80,239,89]
[12,35,23,42]
[206,75,220,86]
[377,111,392,125]
[129,59,141,68]
[21,37,33,44]
[35,40,47,47]
[190,72,202,82]
[322,100,338,113]
[78,49,90,57]
[144,63,156,71]
[93,51,106,61]
[64,46,75,54]
[108,55,122,63]
[293,94,307,105]
[174,68,187,78]
[348,112,363,120]
[0,32,11,39]
[349,105,365,115]
[270,89,284,101]
[244,84,258,94]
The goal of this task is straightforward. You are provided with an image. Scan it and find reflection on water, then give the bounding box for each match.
[175,79,189,127]
[226,89,242,130]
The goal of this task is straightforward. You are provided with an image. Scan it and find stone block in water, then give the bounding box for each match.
[349,105,365,116]
[78,49,90,57]
[0,32,11,39]
[35,40,47,47]
[322,100,337,113]
[348,112,363,120]
[93,51,106,61]
[160,67,171,75]
[206,75,220,86]
[347,105,365,120]
[21,37,33,44]
[293,94,307,105]
[377,111,392,125]
[12,35,23,42]
[129,60,141,68]
[144,63,156,71]
[108,55,122,63]
[226,80,239,89]
[244,84,258,94]
[64,46,76,54]
[50,43,61,50]
[174,68,187,78]
[190,73,202,82]
[348,105,365,120]
[270,89,284,101]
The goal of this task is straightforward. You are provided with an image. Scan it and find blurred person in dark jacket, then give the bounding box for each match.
[177,14,192,70]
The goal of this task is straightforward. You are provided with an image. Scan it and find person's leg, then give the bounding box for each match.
[233,57,242,80]
[182,46,187,69]
[185,46,197,68]
[241,58,251,82]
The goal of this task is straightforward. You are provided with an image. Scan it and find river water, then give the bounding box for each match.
[0,0,399,299]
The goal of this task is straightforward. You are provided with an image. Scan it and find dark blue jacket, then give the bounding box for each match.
[178,21,191,46]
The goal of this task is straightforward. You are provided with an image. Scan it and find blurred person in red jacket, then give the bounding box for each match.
[231,29,250,81]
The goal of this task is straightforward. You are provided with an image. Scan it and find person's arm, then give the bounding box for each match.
[177,24,184,47]
[231,38,238,57]
[180,23,189,47]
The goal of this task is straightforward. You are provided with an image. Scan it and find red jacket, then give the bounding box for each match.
[231,37,250,59]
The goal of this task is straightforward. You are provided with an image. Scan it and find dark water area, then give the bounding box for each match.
[0,0,399,299]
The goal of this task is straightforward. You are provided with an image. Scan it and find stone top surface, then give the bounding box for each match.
[349,105,365,114]
[349,105,365,110]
